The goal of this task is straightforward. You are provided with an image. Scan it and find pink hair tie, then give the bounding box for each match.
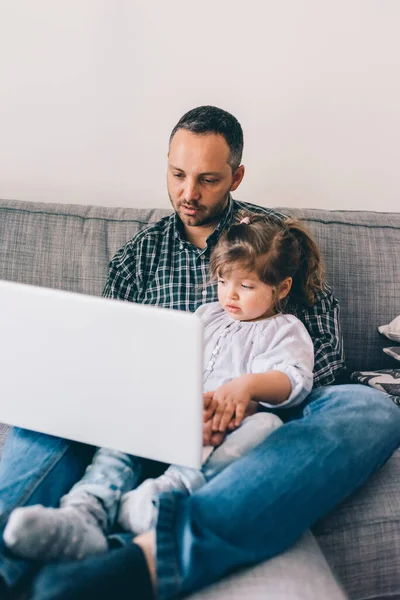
[240,217,251,225]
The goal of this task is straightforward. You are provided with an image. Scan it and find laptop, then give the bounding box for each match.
[0,280,203,468]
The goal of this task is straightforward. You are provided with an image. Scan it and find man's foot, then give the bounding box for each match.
[30,543,153,600]
[3,504,108,561]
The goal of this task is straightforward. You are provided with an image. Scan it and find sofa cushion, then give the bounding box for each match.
[313,447,400,600]
[0,200,168,297]
[284,207,400,375]
[1,199,399,374]
[189,532,347,600]
[0,424,8,456]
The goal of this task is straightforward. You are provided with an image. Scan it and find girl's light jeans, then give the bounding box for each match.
[60,412,283,529]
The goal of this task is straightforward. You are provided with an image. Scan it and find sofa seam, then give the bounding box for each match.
[1,206,400,230]
[0,206,156,225]
[293,217,400,230]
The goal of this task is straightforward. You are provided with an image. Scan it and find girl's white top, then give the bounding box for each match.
[196,302,314,409]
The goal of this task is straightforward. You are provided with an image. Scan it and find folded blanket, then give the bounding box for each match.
[351,369,400,406]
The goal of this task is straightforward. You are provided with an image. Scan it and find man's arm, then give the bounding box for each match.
[297,284,345,387]
[102,244,138,301]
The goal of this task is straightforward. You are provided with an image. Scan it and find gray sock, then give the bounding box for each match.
[3,503,108,561]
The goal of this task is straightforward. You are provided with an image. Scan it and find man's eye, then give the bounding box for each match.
[202,178,218,185]
[173,173,184,179]
[218,279,225,284]
[241,284,253,289]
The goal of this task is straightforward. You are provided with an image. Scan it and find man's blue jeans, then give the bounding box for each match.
[154,385,400,599]
[0,384,400,598]
[0,430,95,587]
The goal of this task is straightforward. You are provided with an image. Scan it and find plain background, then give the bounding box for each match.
[0,0,399,212]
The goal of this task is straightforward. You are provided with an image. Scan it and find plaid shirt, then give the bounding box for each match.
[103,198,345,386]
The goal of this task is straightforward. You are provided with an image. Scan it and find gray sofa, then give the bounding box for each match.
[0,198,399,600]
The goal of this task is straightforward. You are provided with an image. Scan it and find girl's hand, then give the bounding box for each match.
[211,376,254,432]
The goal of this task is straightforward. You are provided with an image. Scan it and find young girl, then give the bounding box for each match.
[4,212,323,561]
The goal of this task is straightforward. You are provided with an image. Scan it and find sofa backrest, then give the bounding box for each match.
[1,198,399,377]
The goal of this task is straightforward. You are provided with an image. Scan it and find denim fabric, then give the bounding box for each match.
[0,428,94,588]
[2,385,400,598]
[155,385,400,600]
[64,448,142,528]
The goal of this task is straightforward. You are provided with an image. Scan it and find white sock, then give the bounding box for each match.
[118,469,189,535]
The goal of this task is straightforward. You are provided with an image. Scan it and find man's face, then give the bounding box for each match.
[167,129,244,228]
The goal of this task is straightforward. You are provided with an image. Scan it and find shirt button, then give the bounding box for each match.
[202,289,207,296]
[200,255,205,260]
[179,243,184,250]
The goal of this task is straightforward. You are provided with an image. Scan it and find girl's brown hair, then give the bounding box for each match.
[210,211,325,309]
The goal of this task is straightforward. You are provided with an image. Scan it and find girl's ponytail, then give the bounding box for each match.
[284,218,325,306]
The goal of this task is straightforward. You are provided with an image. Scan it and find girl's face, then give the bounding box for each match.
[217,268,291,322]
[217,268,275,322]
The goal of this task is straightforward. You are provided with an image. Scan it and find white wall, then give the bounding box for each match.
[0,0,399,212]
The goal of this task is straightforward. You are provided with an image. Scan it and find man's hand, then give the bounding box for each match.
[203,392,217,423]
[211,376,254,432]
[203,418,227,447]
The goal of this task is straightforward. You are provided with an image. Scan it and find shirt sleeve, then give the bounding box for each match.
[102,243,138,301]
[295,284,345,387]
[251,316,315,409]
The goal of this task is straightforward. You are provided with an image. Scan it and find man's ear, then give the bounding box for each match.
[230,165,245,191]
[278,277,292,300]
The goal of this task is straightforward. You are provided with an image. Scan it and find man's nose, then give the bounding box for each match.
[184,179,201,202]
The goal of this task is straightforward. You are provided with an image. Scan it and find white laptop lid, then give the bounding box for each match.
[0,280,203,468]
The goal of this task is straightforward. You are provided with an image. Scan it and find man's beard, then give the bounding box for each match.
[168,191,230,228]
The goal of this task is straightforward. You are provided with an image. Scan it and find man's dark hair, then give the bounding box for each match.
[169,106,244,172]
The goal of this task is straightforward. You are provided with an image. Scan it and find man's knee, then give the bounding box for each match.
[307,384,400,440]
[333,384,399,414]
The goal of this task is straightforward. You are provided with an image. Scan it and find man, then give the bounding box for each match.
[1,106,400,600]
